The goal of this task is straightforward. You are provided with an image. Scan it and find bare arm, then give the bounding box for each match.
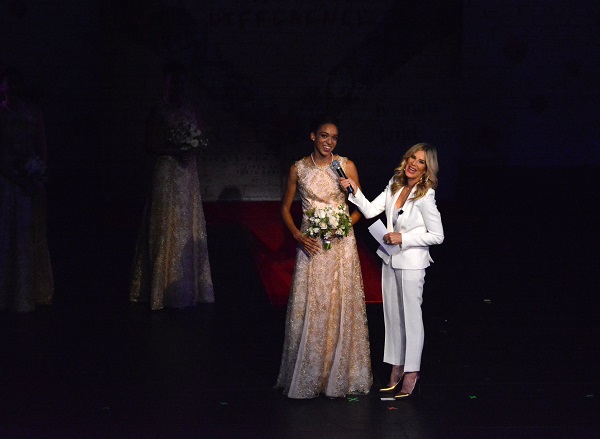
[193,106,210,137]
[341,159,363,226]
[281,162,322,257]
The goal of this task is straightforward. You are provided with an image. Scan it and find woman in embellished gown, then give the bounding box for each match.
[275,116,372,399]
[0,66,53,312]
[130,61,214,310]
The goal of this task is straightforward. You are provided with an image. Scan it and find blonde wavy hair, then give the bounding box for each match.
[390,143,439,201]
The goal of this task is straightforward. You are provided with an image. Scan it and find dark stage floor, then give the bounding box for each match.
[1,174,599,438]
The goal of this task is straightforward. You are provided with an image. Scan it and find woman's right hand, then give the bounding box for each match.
[338,177,358,194]
[296,233,322,257]
[180,150,194,165]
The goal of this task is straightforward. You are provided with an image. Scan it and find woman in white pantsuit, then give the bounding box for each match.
[339,143,444,399]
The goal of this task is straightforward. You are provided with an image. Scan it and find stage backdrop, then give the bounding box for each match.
[1,1,598,202]
[94,0,463,202]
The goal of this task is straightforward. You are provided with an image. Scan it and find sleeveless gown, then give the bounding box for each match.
[275,156,372,398]
[129,101,214,309]
[0,104,53,312]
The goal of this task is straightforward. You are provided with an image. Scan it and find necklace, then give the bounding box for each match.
[310,152,333,169]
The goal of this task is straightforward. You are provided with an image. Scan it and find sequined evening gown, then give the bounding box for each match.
[0,104,53,312]
[129,101,214,309]
[275,156,372,398]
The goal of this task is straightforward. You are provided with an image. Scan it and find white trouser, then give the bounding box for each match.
[381,263,426,371]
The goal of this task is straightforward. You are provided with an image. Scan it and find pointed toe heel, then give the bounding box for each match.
[379,380,401,393]
[379,373,404,393]
[394,372,420,399]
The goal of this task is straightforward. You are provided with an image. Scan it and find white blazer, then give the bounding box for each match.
[349,178,444,269]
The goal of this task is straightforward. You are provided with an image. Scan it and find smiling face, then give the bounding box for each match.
[404,149,427,184]
[310,123,338,158]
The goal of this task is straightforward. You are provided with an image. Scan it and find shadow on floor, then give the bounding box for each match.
[1,173,598,438]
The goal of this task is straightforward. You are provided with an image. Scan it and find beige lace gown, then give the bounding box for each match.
[0,104,53,312]
[129,101,214,309]
[276,156,372,398]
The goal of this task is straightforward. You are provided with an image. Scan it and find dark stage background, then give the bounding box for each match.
[1,0,597,321]
[1,1,599,437]
[3,0,598,200]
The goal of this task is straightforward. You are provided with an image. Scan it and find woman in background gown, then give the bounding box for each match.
[130,61,214,310]
[0,66,53,312]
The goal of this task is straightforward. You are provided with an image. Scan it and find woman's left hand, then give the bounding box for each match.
[383,232,402,246]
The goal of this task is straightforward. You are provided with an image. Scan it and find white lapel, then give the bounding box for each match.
[387,187,403,231]
[394,185,417,231]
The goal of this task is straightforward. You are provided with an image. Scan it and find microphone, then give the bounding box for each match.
[331,160,353,194]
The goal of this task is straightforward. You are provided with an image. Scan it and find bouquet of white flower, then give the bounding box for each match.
[304,204,352,250]
[168,117,208,151]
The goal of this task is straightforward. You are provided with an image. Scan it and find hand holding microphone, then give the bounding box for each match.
[331,160,354,194]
